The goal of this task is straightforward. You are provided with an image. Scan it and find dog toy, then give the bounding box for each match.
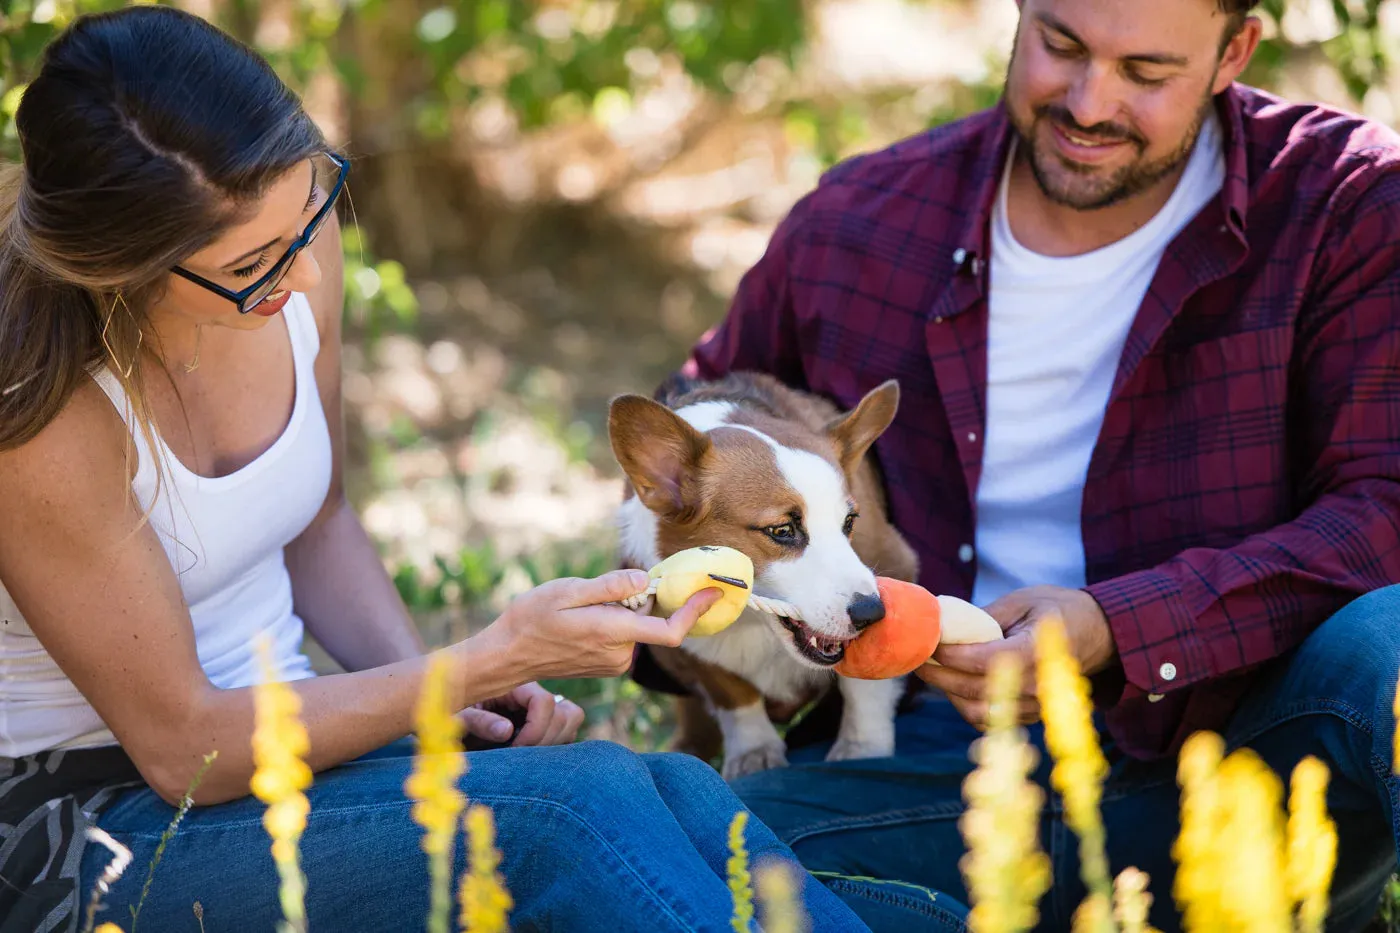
[834,581,1004,679]
[622,545,757,636]
[620,546,1004,673]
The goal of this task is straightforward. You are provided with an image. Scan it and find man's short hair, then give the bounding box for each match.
[1219,1,1262,28]
[1218,0,1261,51]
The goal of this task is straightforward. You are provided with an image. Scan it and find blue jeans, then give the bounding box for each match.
[732,585,1400,933]
[78,737,956,931]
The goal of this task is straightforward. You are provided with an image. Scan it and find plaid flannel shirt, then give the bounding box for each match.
[680,83,1400,760]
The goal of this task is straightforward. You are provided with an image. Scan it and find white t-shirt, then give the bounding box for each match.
[971,114,1226,607]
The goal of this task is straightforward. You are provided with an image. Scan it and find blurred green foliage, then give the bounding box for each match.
[2,0,1395,163]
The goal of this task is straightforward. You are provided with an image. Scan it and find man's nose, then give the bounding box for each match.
[1065,66,1120,132]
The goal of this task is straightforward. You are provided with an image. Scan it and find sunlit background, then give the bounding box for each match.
[3,0,1397,748]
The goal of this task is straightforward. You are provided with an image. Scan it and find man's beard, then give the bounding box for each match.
[1004,37,1217,210]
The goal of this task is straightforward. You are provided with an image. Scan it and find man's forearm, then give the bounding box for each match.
[285,498,427,671]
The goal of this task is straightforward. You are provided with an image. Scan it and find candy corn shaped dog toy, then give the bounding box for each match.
[619,545,1002,674]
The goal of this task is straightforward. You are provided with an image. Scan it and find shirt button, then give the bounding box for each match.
[958,544,974,563]
[967,431,977,442]
[1159,662,1178,682]
[1147,693,1164,703]
[952,247,967,265]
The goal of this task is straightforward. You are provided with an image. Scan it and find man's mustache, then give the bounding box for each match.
[1036,104,1143,147]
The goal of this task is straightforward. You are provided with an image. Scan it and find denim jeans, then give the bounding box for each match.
[78,737,961,932]
[732,584,1400,933]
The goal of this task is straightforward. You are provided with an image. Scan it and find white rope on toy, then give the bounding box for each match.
[618,579,804,621]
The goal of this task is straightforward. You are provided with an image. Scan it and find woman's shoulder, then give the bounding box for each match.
[0,377,133,495]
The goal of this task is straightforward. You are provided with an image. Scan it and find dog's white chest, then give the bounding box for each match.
[680,611,828,703]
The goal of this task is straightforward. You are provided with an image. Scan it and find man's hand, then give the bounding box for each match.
[916,585,1117,730]
[456,682,586,748]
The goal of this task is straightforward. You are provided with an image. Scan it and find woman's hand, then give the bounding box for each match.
[478,569,721,683]
[458,682,585,747]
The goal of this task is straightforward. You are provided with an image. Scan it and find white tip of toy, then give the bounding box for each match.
[935,595,1004,645]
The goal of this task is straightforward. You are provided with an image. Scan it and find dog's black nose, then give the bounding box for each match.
[847,593,885,631]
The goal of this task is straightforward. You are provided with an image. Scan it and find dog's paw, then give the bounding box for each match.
[824,736,895,763]
[722,742,789,780]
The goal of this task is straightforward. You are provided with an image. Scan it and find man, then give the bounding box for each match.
[671,0,1400,929]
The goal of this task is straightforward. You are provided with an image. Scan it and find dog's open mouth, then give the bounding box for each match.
[775,615,849,666]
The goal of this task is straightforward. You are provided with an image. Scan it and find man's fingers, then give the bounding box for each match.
[948,695,1042,731]
[933,627,1038,681]
[457,707,515,743]
[931,640,1000,675]
[978,593,1031,628]
[917,663,985,701]
[919,662,1038,704]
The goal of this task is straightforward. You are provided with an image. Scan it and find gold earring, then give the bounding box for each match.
[101,292,139,380]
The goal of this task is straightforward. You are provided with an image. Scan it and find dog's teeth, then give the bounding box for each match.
[809,636,819,648]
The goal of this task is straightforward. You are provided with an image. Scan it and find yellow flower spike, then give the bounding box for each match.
[1070,892,1111,933]
[95,925,126,933]
[460,804,513,933]
[406,652,468,933]
[1112,867,1157,933]
[958,652,1052,933]
[727,810,755,932]
[1392,667,1400,775]
[1217,748,1291,933]
[1034,620,1113,933]
[1172,732,1227,933]
[1173,734,1291,933]
[755,858,808,933]
[1286,756,1337,933]
[251,637,311,933]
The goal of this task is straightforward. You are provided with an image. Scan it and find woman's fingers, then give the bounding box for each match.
[456,706,515,744]
[549,570,651,609]
[509,686,558,747]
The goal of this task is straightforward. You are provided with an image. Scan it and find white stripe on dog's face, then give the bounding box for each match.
[685,414,875,638]
[755,438,877,636]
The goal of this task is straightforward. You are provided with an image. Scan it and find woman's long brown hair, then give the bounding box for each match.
[0,6,326,468]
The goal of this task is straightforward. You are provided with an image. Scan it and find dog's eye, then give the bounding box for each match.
[765,522,799,543]
[843,512,858,537]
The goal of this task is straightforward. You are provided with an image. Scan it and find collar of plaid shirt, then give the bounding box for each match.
[681,82,1400,760]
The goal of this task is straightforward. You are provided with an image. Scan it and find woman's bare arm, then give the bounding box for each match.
[0,385,515,805]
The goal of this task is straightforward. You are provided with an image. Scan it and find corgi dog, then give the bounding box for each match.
[608,371,920,779]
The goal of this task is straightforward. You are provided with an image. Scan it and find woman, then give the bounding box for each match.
[0,8,887,932]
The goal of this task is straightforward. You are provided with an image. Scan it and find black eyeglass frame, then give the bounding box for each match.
[171,150,350,314]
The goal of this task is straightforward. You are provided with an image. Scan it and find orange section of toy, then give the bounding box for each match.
[834,576,943,680]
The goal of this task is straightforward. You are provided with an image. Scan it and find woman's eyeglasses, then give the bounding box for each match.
[172,150,349,314]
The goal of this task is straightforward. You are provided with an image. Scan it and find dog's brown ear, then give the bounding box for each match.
[609,394,711,520]
[827,380,900,474]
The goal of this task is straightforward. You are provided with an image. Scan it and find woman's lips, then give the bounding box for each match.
[251,290,291,316]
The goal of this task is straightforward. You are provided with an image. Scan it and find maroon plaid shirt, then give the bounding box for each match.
[680,83,1400,760]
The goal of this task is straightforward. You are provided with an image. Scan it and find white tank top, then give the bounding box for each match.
[0,292,331,757]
